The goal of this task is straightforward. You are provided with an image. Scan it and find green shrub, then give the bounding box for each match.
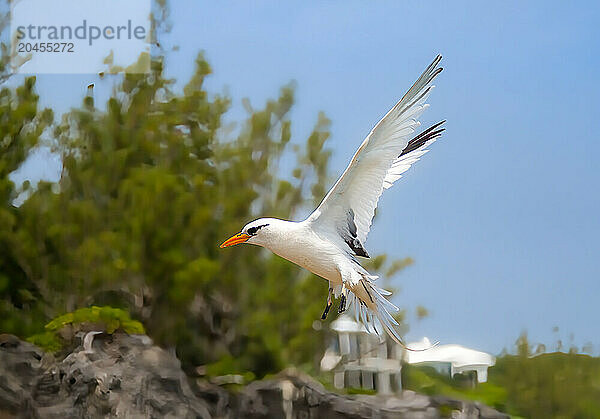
[27,306,144,352]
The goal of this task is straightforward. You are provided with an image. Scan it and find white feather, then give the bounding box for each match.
[307,55,443,252]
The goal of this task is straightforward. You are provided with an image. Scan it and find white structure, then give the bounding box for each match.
[405,337,495,383]
[320,315,403,394]
[320,315,495,393]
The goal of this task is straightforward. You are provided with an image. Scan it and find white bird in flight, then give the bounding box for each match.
[221,55,445,350]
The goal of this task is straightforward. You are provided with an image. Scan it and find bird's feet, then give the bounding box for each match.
[321,287,333,320]
[321,302,332,320]
[338,294,347,314]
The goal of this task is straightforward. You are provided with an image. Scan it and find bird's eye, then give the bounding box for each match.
[247,224,268,236]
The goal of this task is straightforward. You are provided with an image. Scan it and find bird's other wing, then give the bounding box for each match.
[306,55,444,257]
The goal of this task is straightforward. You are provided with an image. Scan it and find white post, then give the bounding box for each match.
[334,371,345,389]
[377,371,391,394]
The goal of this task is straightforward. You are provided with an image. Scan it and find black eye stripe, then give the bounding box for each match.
[247,224,268,236]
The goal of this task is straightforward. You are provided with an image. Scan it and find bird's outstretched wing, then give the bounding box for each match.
[307,55,445,257]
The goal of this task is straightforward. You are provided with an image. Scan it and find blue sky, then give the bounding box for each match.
[10,1,600,355]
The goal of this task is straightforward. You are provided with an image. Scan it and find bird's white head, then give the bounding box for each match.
[220,218,283,249]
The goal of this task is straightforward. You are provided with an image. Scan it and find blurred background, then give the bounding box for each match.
[1,1,599,417]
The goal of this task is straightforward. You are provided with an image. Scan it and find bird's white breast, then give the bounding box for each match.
[264,222,343,284]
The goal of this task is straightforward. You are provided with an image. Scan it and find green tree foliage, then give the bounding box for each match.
[402,364,508,412]
[0,53,406,378]
[0,75,53,337]
[491,333,600,418]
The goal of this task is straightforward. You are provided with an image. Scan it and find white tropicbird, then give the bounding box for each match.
[221,55,445,350]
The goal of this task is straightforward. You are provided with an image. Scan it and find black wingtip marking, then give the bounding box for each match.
[346,238,369,258]
[422,56,443,86]
[343,209,370,258]
[347,209,358,238]
[399,120,446,158]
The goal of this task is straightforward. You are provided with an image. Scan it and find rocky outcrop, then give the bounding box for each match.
[0,334,508,418]
[228,369,508,419]
[0,332,210,418]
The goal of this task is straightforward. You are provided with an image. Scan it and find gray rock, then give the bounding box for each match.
[0,336,508,419]
[0,332,210,418]
[233,369,509,419]
[0,334,45,417]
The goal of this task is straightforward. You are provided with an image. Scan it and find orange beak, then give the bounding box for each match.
[220,232,250,248]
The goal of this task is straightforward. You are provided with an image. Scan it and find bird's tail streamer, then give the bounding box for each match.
[347,276,438,352]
